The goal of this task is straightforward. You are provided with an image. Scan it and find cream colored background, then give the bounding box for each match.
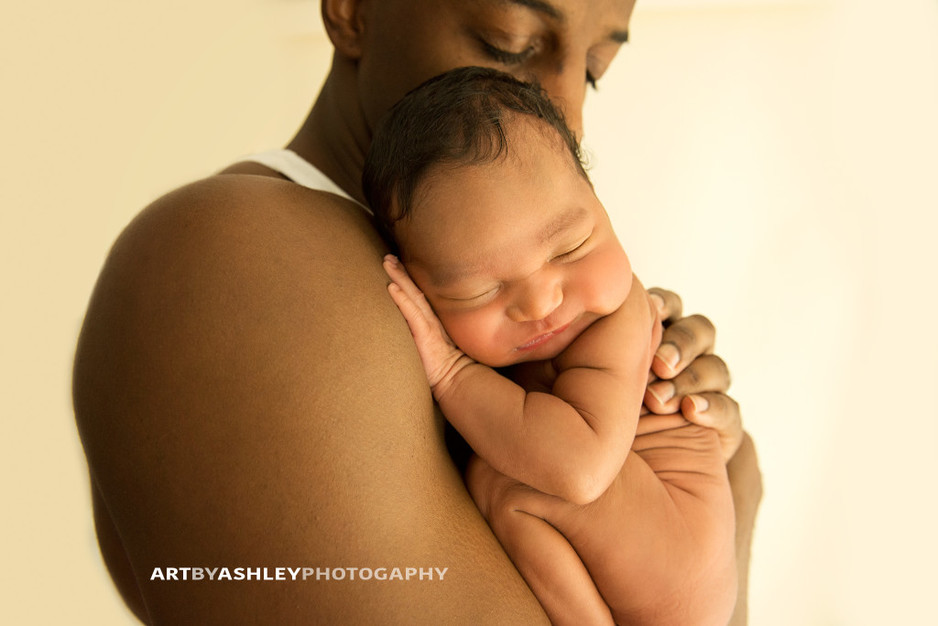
[2,0,936,623]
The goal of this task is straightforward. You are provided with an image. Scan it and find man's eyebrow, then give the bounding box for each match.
[505,0,563,21]
[505,0,630,44]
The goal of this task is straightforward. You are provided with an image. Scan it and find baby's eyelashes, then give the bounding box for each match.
[551,235,592,262]
[438,285,500,304]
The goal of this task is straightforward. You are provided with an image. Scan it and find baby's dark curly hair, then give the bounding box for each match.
[362,66,589,244]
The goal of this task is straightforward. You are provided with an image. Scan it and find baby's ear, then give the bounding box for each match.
[321,0,366,60]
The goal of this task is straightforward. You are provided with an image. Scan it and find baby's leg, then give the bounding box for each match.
[469,416,736,626]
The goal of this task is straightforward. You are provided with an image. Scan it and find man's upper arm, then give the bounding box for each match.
[73,176,548,624]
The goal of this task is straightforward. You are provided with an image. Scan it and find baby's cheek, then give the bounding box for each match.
[585,247,633,312]
[443,311,504,364]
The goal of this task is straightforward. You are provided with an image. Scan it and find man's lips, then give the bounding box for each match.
[515,322,573,352]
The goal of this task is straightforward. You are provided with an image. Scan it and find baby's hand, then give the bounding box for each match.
[383,255,474,398]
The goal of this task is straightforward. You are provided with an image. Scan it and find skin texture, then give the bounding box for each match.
[393,122,633,369]
[468,415,737,626]
[76,179,549,624]
[74,0,761,622]
[383,120,652,504]
[381,114,735,623]
[387,261,659,505]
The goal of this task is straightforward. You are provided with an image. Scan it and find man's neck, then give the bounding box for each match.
[287,56,370,206]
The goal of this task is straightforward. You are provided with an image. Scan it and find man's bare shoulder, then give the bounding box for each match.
[114,173,382,272]
[76,173,423,451]
[74,175,549,622]
[77,174,410,412]
[93,174,395,347]
[75,172,430,492]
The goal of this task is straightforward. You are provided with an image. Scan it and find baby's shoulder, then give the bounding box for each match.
[552,309,631,373]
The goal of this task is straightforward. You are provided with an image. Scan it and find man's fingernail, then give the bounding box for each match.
[647,381,676,404]
[649,293,666,313]
[689,395,709,413]
[655,343,680,370]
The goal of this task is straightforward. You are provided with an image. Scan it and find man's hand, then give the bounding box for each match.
[643,287,743,461]
[383,255,474,398]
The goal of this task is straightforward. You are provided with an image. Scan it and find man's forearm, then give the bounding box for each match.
[726,432,763,626]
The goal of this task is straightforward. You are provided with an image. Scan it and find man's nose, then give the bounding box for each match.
[538,64,588,139]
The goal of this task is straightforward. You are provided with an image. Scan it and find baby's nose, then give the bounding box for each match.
[507,278,563,323]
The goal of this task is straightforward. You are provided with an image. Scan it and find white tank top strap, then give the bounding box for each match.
[239,149,372,215]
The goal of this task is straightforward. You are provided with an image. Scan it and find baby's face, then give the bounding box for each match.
[395,121,632,367]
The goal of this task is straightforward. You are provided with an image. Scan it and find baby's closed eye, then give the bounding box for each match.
[437,284,501,304]
[550,232,593,263]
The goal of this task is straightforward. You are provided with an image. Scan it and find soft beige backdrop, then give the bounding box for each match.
[2,0,936,624]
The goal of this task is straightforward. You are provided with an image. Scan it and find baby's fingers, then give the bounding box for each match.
[383,254,420,296]
[383,255,470,393]
[387,282,433,339]
[383,254,435,317]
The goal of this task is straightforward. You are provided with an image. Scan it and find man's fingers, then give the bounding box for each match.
[646,287,683,324]
[681,392,743,462]
[681,392,740,428]
[651,314,716,380]
[634,413,691,439]
[644,354,730,414]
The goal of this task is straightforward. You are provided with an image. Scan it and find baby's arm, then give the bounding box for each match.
[383,255,659,504]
